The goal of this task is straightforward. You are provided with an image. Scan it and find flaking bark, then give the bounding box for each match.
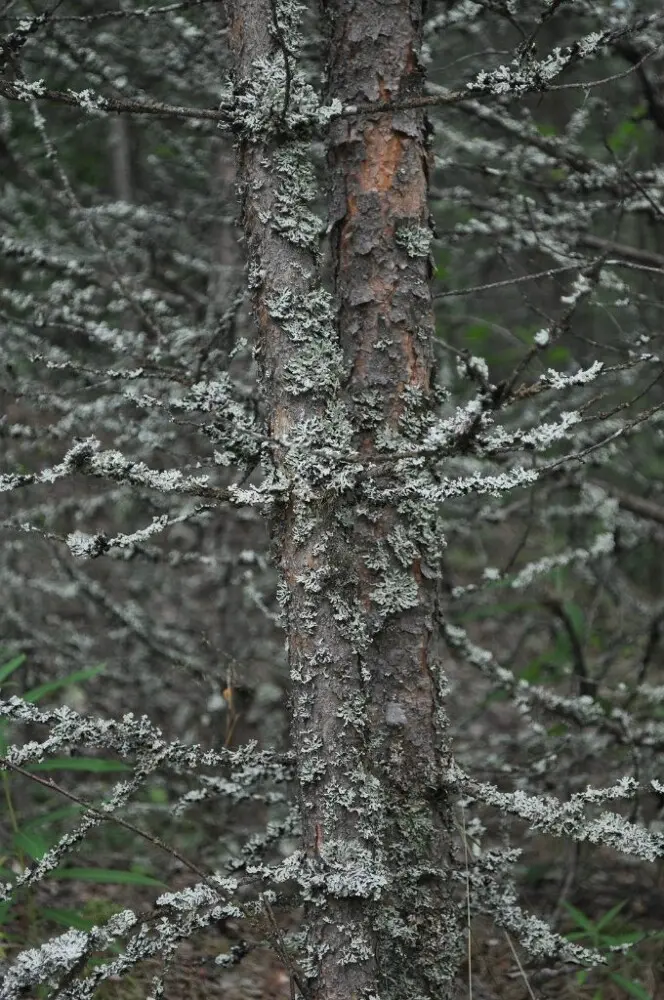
[228,2,461,997]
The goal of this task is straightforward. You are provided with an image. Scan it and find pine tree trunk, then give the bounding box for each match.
[228,2,462,996]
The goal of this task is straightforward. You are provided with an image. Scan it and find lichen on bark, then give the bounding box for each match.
[227,1,462,997]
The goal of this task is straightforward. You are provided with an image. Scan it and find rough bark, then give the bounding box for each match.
[228,2,461,997]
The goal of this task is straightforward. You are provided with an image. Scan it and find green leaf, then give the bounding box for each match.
[13,829,50,861]
[0,900,14,926]
[153,144,176,160]
[522,862,554,884]
[520,657,545,683]
[0,654,26,685]
[562,901,597,935]
[147,785,168,804]
[608,972,652,1000]
[40,907,97,931]
[549,629,575,667]
[594,900,626,930]
[603,931,643,946]
[545,345,571,365]
[27,757,129,774]
[459,600,532,622]
[23,805,83,830]
[563,601,586,640]
[608,119,639,154]
[23,664,105,703]
[48,867,166,887]
[464,322,491,344]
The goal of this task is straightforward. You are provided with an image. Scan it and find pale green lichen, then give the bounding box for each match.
[272,145,324,252]
[395,223,433,258]
[226,57,343,142]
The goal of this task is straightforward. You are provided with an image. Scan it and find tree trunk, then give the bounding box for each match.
[228,2,461,997]
[108,116,133,205]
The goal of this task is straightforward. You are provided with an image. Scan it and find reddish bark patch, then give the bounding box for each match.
[359,128,403,193]
[400,327,429,393]
[272,406,292,439]
[377,74,392,102]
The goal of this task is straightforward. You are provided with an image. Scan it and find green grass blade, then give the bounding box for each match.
[47,867,166,887]
[0,655,26,685]
[23,664,105,703]
[609,973,652,1000]
[40,907,97,931]
[13,830,50,861]
[27,758,130,773]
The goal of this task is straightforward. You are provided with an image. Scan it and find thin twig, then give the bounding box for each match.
[268,0,294,121]
[0,755,212,882]
[459,802,474,1000]
[260,894,311,1000]
[434,264,581,300]
[504,932,538,1000]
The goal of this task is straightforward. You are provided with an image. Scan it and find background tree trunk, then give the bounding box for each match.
[229,2,462,997]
